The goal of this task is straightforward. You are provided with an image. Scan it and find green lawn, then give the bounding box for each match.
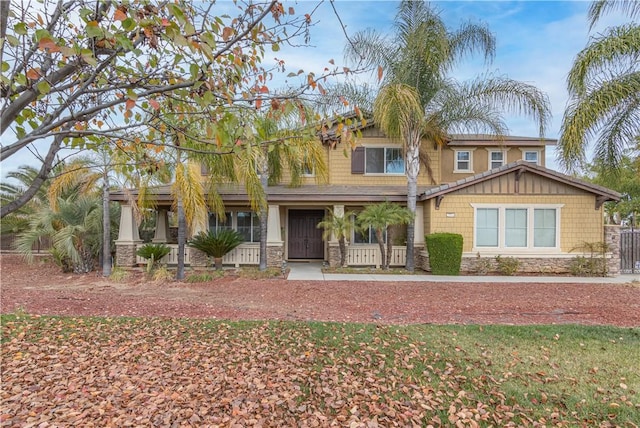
[2,314,638,426]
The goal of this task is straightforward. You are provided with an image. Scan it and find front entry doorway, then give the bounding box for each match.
[288,210,325,259]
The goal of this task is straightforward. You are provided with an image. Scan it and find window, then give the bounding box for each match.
[534,208,556,247]
[454,150,473,172]
[473,204,561,250]
[488,150,506,169]
[365,147,404,174]
[209,211,259,242]
[237,211,260,243]
[476,208,499,247]
[522,150,540,165]
[302,154,315,177]
[209,212,232,231]
[351,215,386,244]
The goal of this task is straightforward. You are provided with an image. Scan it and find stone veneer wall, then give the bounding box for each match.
[327,244,342,268]
[604,225,621,276]
[189,248,209,267]
[266,244,285,268]
[419,250,620,276]
[115,243,137,267]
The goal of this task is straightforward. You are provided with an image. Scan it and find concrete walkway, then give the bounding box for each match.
[286,261,640,283]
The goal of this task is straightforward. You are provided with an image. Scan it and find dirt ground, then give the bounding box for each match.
[1,254,639,326]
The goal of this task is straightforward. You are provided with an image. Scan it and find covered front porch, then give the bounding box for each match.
[110,184,425,270]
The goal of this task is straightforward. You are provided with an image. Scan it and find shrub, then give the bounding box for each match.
[188,229,244,270]
[136,243,171,273]
[495,255,519,275]
[109,267,129,283]
[425,233,463,275]
[473,253,493,275]
[570,241,610,277]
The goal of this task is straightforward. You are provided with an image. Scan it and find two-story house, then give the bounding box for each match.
[111,122,621,274]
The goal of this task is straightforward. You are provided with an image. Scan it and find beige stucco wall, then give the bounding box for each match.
[440,146,546,184]
[425,193,603,253]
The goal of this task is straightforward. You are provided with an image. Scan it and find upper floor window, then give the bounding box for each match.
[488,150,506,170]
[209,211,260,243]
[522,150,540,165]
[454,150,473,173]
[365,147,404,174]
[473,204,561,250]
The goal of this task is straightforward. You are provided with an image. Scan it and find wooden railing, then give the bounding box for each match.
[136,243,259,267]
[346,245,406,268]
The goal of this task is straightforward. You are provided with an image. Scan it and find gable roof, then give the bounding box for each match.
[420,160,621,207]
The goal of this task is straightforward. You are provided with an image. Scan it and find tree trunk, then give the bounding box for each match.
[385,226,393,269]
[339,237,347,267]
[404,138,420,272]
[102,170,111,276]
[214,257,223,271]
[376,229,387,270]
[176,193,186,280]
[258,146,269,271]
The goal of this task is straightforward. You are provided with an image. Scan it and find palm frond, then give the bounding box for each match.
[559,70,640,171]
[589,0,640,29]
[568,24,640,96]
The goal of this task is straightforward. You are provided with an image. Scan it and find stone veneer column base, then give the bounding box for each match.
[604,225,621,276]
[189,248,209,268]
[266,243,285,267]
[115,243,140,267]
[327,244,342,267]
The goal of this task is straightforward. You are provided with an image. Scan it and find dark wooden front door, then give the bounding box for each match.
[288,210,325,259]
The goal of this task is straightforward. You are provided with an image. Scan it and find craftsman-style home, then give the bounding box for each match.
[111,123,621,275]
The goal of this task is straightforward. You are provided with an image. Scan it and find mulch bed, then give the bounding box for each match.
[1,255,639,326]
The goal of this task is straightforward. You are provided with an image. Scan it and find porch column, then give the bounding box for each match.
[328,205,345,267]
[152,209,170,243]
[266,204,284,267]
[115,203,142,267]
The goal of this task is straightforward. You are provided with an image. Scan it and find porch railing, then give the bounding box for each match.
[347,245,406,268]
[135,243,259,267]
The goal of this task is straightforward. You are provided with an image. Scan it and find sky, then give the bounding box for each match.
[1,1,630,179]
[274,0,629,170]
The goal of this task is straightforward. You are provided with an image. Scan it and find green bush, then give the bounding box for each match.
[188,229,244,270]
[495,255,519,276]
[136,243,171,273]
[425,233,463,275]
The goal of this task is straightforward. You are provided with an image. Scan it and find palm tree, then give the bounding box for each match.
[357,201,413,270]
[16,194,111,273]
[344,1,550,271]
[47,153,118,276]
[317,209,355,267]
[1,165,50,236]
[558,0,640,175]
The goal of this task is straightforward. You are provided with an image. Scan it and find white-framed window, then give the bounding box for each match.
[472,204,562,250]
[209,210,260,242]
[365,147,405,174]
[487,149,507,170]
[301,154,315,177]
[454,149,474,173]
[350,214,387,244]
[521,149,540,165]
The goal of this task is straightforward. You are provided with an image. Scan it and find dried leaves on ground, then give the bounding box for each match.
[2,316,639,427]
